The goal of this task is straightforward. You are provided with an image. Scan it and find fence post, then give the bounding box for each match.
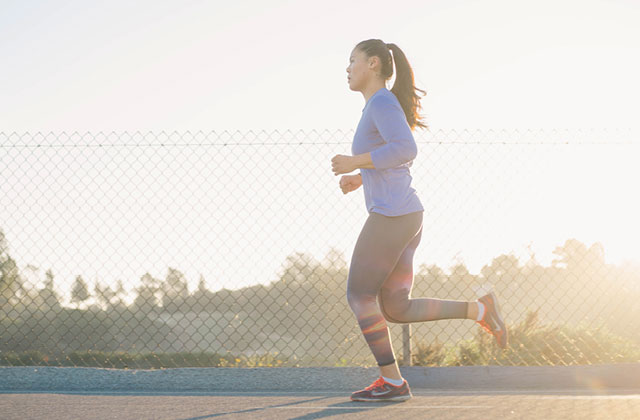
[402,324,411,366]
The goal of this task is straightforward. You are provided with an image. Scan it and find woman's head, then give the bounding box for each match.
[346,42,392,92]
[347,39,427,131]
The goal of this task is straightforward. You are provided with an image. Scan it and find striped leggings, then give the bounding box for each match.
[346,210,469,366]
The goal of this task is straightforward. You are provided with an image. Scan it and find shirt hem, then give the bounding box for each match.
[368,207,424,217]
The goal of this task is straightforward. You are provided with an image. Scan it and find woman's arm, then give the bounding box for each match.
[353,153,375,169]
[331,153,375,175]
[368,96,418,170]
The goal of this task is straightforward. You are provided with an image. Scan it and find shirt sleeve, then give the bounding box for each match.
[368,95,418,170]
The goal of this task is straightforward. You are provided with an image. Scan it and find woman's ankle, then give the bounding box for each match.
[466,301,479,320]
[379,361,402,380]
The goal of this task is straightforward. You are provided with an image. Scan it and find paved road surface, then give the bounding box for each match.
[3,389,640,420]
[2,365,639,419]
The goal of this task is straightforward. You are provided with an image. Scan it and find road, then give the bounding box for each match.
[2,365,639,419]
[3,389,640,420]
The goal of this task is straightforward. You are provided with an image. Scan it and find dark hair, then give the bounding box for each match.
[355,39,427,130]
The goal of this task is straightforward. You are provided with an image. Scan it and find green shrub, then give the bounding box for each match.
[413,310,640,366]
[4,311,638,368]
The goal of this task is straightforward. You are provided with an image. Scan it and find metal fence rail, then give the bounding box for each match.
[1,129,639,368]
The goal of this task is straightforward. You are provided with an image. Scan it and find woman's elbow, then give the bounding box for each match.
[405,142,418,162]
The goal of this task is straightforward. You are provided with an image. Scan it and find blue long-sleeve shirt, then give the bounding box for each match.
[351,87,424,216]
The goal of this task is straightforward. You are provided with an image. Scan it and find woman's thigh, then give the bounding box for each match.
[377,226,422,321]
[347,211,423,297]
[381,225,422,291]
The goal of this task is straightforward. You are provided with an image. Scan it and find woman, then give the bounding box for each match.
[331,39,508,402]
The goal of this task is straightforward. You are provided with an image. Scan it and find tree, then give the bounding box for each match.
[279,252,317,285]
[449,262,475,285]
[112,280,127,308]
[197,274,208,294]
[38,269,61,311]
[0,229,24,307]
[552,239,605,273]
[134,272,161,313]
[418,264,446,283]
[162,268,189,311]
[481,254,520,278]
[71,275,90,308]
[94,281,116,309]
[189,274,215,312]
[322,247,347,270]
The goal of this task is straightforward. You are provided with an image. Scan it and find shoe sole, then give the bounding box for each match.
[351,394,412,402]
[482,292,508,348]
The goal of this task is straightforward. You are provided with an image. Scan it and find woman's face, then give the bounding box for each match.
[346,48,373,92]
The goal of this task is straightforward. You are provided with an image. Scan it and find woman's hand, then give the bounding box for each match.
[339,174,362,195]
[331,154,358,175]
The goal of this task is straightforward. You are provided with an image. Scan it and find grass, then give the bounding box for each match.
[0,350,292,369]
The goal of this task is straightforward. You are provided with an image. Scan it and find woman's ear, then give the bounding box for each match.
[368,55,380,71]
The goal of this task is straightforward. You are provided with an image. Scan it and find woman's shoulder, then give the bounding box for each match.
[369,89,402,111]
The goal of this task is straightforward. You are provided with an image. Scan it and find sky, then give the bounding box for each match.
[1,0,639,132]
[1,0,639,301]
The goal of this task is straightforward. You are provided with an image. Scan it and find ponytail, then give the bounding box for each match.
[355,39,427,131]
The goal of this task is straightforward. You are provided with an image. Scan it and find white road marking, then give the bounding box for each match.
[530,395,640,400]
[272,405,492,409]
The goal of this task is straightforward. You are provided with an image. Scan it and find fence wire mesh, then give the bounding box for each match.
[1,129,639,368]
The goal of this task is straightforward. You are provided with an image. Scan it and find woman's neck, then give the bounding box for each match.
[362,81,387,104]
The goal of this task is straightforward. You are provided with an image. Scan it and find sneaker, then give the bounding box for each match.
[350,376,412,402]
[477,291,508,349]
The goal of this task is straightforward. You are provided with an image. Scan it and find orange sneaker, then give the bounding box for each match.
[477,291,508,349]
[350,376,412,402]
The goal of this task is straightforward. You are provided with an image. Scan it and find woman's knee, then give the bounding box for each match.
[346,289,376,313]
[378,290,409,323]
[380,305,402,323]
[380,304,408,324]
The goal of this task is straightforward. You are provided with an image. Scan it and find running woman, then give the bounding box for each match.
[331,39,508,402]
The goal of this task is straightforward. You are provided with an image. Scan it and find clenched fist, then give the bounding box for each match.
[331,154,358,176]
[339,174,363,195]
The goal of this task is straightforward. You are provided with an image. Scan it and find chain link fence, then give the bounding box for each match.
[1,129,639,368]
